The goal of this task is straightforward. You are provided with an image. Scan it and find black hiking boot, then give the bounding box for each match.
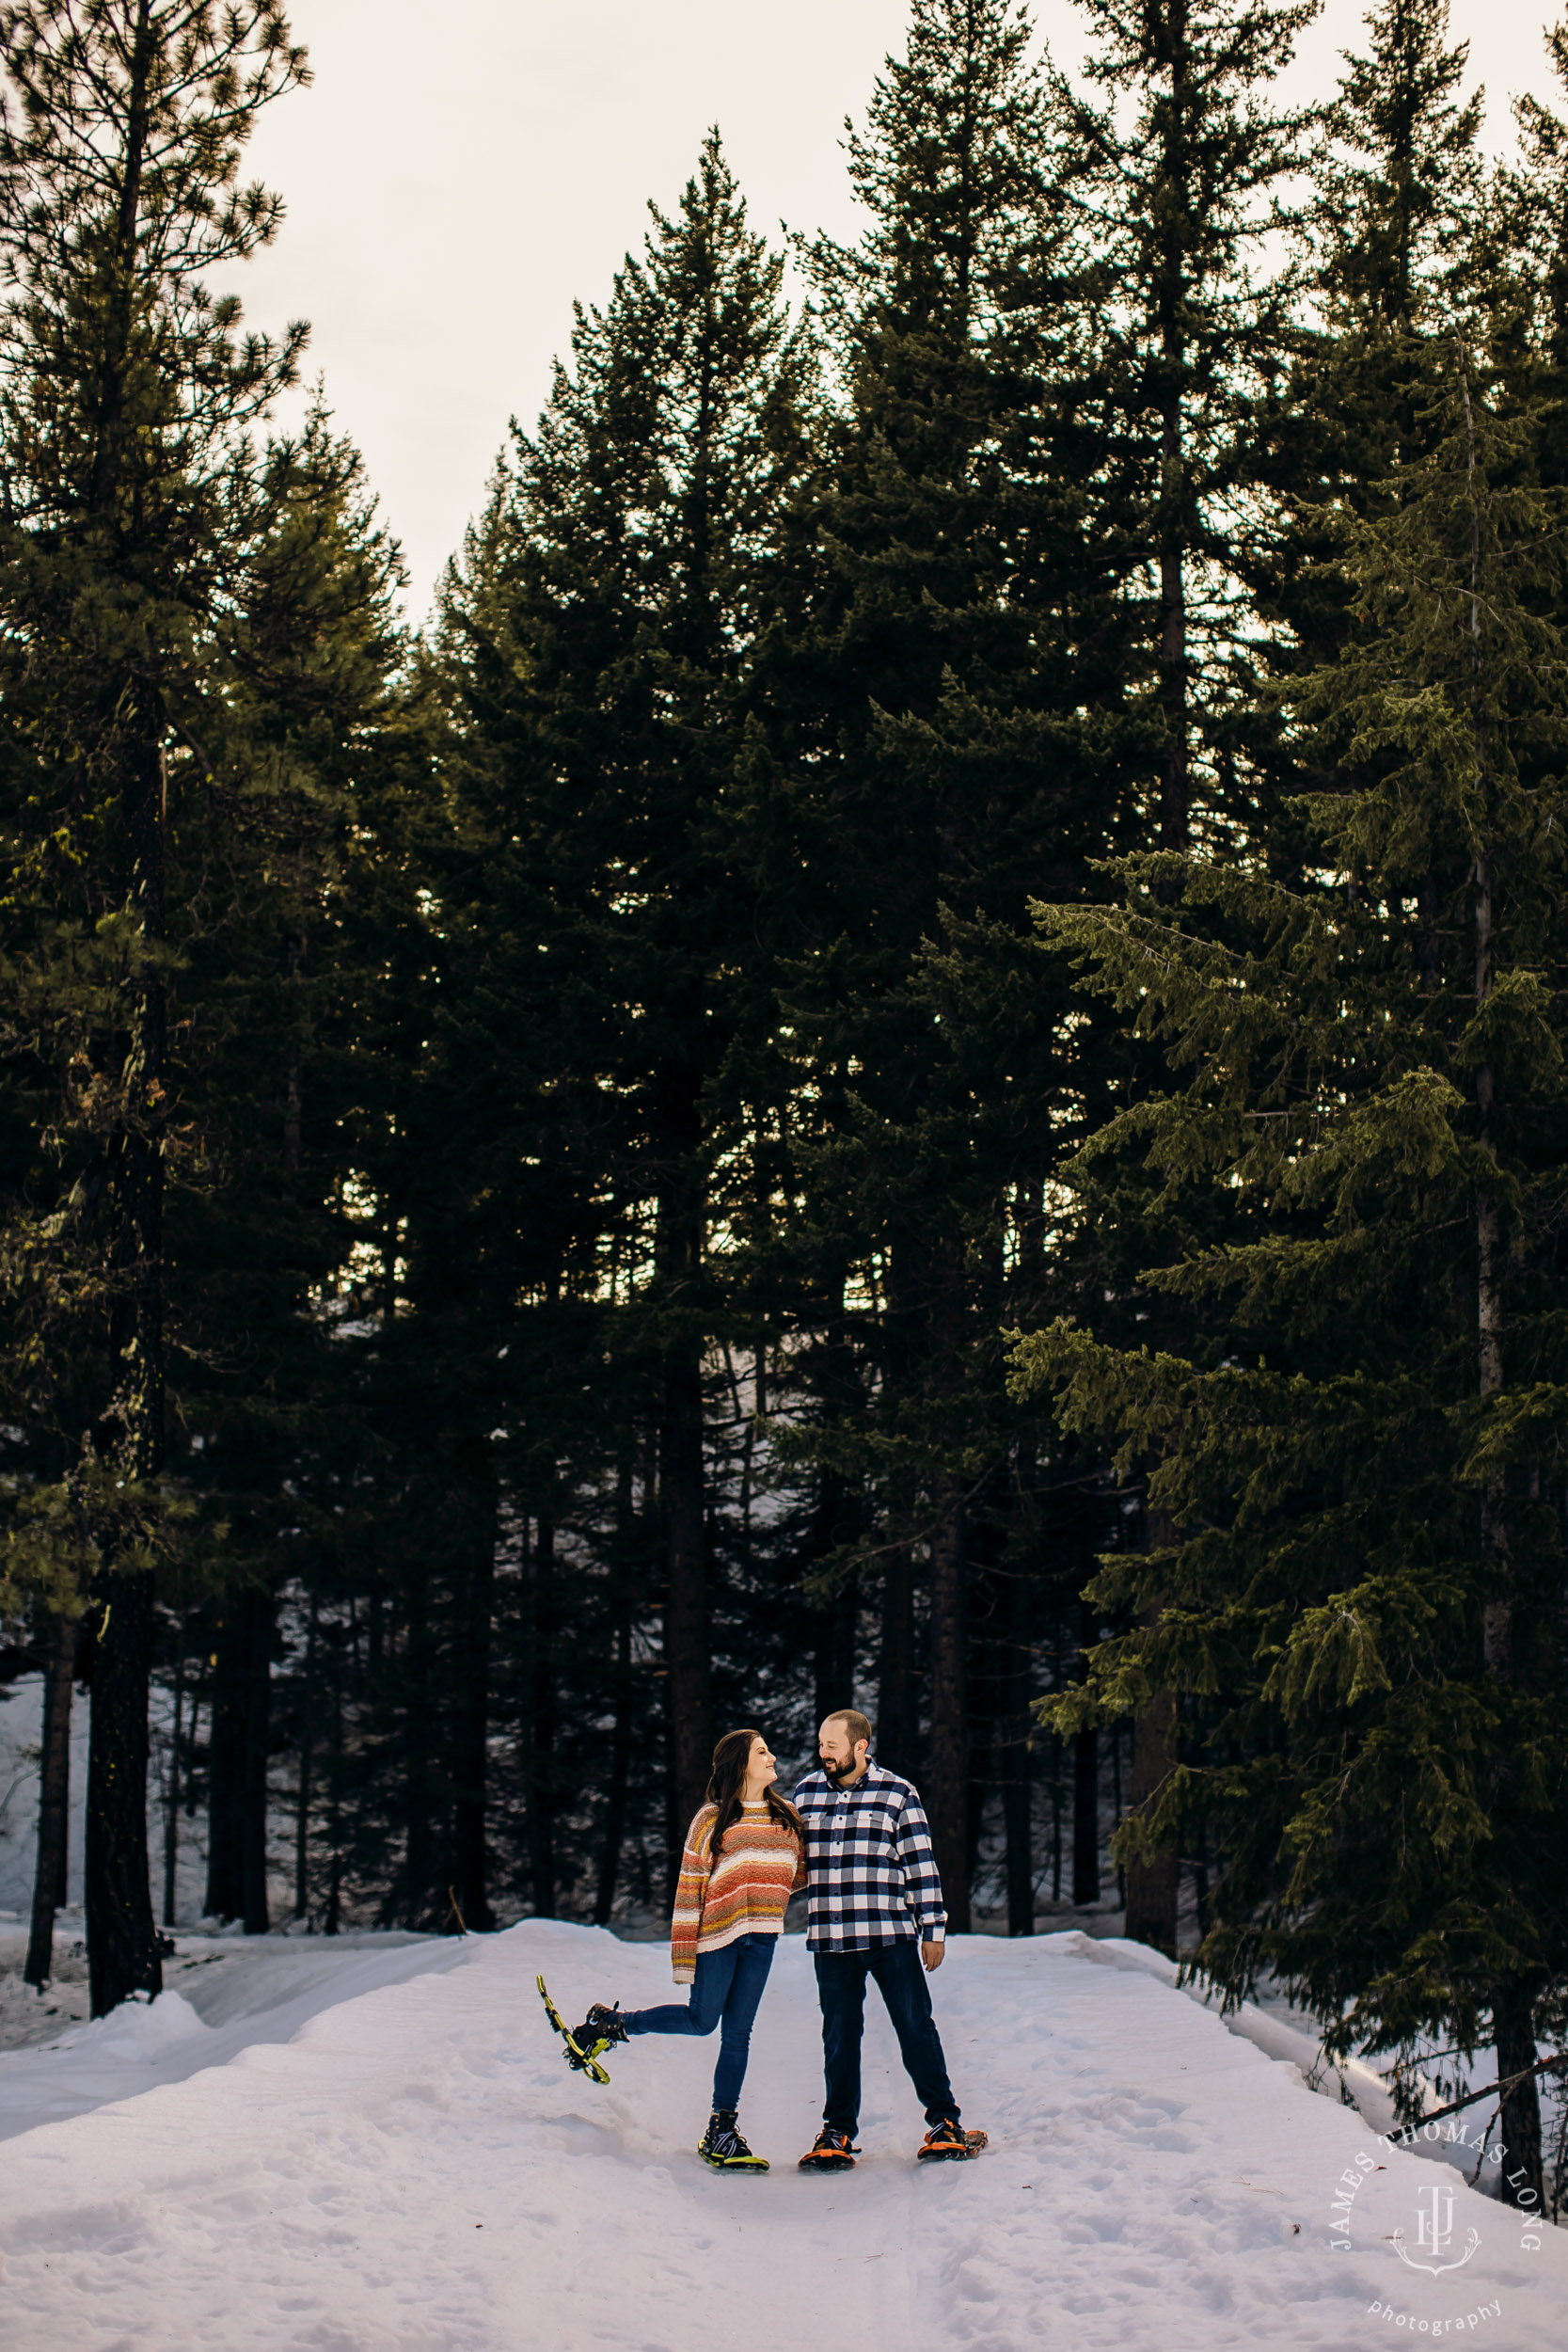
[797,2125,860,2170]
[916,2114,978,2162]
[566,2002,628,2066]
[698,2109,768,2170]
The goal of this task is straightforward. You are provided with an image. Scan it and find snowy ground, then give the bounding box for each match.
[0,1917,469,2135]
[3,1920,1562,2351]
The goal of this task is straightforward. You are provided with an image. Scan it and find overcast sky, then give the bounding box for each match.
[233,0,1560,622]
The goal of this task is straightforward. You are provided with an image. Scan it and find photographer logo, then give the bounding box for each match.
[1392,2183,1479,2278]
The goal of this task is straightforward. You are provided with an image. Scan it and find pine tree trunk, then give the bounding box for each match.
[1124,1503,1180,1953]
[205,1587,271,1929]
[161,1629,183,1929]
[1072,1604,1101,1906]
[594,1597,633,1927]
[1123,1683,1180,1953]
[78,19,169,2017]
[662,1328,710,1828]
[294,1581,317,1920]
[810,1466,859,1725]
[1494,1982,1544,2213]
[24,1609,76,1987]
[877,1545,916,1777]
[240,1586,272,1935]
[1107,76,1196,1961]
[657,1128,712,1836]
[927,1483,970,1933]
[452,1456,496,1932]
[325,1628,344,1936]
[86,1566,160,2011]
[205,1606,245,1921]
[87,710,166,2016]
[812,1566,859,1727]
[401,1582,436,1929]
[1004,1532,1034,1937]
[1072,1724,1101,1907]
[527,1516,558,1918]
[1472,838,1544,2205]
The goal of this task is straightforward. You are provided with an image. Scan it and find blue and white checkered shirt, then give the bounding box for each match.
[792,1761,947,1951]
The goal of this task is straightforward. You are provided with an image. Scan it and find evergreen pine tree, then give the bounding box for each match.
[754,0,1141,1924]
[435,132,813,1853]
[1037,0,1320,1949]
[0,0,308,2008]
[1011,327,1568,2207]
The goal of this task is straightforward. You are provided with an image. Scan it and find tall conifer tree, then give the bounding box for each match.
[1038,0,1318,1949]
[0,0,308,2009]
[1012,329,1568,2207]
[436,133,812,1847]
[763,0,1136,1923]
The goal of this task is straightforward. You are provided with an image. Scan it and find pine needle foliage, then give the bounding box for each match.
[1009,324,1568,2193]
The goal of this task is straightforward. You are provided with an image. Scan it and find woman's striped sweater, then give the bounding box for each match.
[670,1801,807,1983]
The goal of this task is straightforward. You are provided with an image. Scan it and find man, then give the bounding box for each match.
[793,1708,978,2167]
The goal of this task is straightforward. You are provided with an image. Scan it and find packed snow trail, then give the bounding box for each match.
[3,1920,1562,2351]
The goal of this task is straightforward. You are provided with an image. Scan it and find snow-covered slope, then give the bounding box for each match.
[3,1920,1561,2350]
[0,1923,470,2137]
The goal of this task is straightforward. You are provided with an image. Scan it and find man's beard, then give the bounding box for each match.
[822,1756,857,1785]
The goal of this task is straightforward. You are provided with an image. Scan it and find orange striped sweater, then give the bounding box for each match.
[670,1801,807,1983]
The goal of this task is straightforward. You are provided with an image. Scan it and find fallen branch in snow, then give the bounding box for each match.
[1388,2051,1568,2137]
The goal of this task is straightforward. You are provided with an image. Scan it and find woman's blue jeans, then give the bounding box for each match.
[624,1931,777,2111]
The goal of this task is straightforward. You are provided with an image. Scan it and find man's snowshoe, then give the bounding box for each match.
[536,1974,611,2085]
[697,2109,768,2171]
[916,2115,987,2162]
[798,2125,860,2170]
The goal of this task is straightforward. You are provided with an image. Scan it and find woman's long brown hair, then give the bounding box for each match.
[704,1726,804,1869]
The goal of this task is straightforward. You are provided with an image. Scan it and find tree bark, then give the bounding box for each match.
[1004,1552,1034,1937]
[294,1580,317,1921]
[594,1597,634,1927]
[1123,1683,1180,1954]
[81,8,167,2023]
[1113,39,1194,1963]
[240,1586,272,1934]
[809,1466,860,1726]
[1072,1604,1101,1906]
[527,1516,559,1918]
[658,1145,712,1838]
[205,1606,244,1921]
[24,1610,76,1986]
[1071,1724,1101,1907]
[927,1484,970,1932]
[453,1522,496,1933]
[162,1623,184,1929]
[1471,828,1544,2206]
[1495,1981,1544,2214]
[86,1566,160,2012]
[401,1581,436,1929]
[205,1585,272,1930]
[442,1434,497,1934]
[877,1545,916,1778]
[87,709,166,2015]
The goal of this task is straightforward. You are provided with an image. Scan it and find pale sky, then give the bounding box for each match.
[233,0,1561,622]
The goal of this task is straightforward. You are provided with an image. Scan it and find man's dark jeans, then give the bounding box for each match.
[814,1939,958,2133]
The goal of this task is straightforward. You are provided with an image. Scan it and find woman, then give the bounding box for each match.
[566,1726,806,2170]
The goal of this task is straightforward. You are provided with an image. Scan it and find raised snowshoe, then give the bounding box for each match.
[697,2109,768,2171]
[571,2001,629,2058]
[536,1975,612,2085]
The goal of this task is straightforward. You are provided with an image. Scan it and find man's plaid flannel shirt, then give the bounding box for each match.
[792,1761,947,1951]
